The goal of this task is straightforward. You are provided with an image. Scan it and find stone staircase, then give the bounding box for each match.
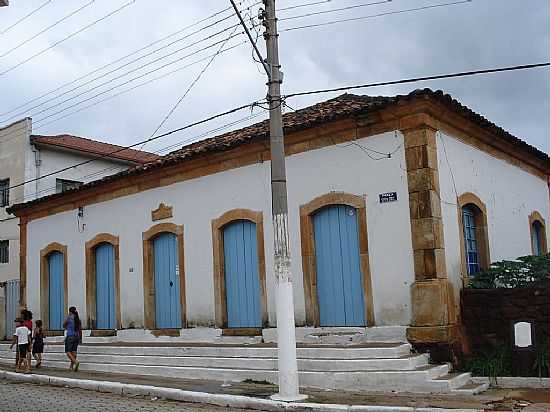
[0,342,487,394]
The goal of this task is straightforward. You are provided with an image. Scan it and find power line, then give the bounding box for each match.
[145,25,241,146]
[0,0,95,58]
[3,99,265,194]
[0,14,241,123]
[33,42,246,131]
[29,33,245,128]
[284,61,550,98]
[277,0,333,12]
[281,0,472,31]
[3,22,242,124]
[279,0,391,21]
[7,109,268,206]
[0,0,53,35]
[0,42,246,144]
[0,0,136,77]
[0,4,238,118]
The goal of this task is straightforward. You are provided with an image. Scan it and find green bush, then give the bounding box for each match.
[468,253,550,289]
[464,346,512,384]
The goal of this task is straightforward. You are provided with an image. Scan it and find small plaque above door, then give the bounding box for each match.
[151,203,173,221]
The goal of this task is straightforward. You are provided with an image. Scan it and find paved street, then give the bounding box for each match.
[0,381,262,412]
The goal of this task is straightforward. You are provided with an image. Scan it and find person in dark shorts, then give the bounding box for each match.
[63,306,82,371]
[10,318,30,373]
[32,320,45,368]
[22,310,33,371]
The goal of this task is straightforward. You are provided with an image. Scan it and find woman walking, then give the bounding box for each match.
[63,307,81,371]
[32,320,45,368]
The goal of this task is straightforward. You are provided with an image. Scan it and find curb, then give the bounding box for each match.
[0,370,483,412]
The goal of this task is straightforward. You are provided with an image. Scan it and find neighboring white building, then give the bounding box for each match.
[0,118,159,337]
[8,90,550,351]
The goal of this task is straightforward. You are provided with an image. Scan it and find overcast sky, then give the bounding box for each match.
[1,0,549,156]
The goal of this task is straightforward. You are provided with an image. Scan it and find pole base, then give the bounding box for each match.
[270,393,308,402]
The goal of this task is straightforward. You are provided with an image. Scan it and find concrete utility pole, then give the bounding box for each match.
[262,0,306,402]
[229,0,305,402]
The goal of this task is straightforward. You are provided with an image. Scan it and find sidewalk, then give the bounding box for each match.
[1,364,546,411]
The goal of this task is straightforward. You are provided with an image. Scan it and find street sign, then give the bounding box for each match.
[379,192,398,203]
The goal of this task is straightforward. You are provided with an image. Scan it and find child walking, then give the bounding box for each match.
[10,318,31,373]
[32,320,45,368]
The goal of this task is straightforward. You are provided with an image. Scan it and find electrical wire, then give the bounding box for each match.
[284,61,550,99]
[2,99,266,195]
[1,15,241,123]
[144,25,241,148]
[1,0,95,58]
[281,0,472,31]
[33,41,246,131]
[5,24,243,124]
[277,0,333,12]
[279,0,391,21]
[0,4,239,118]
[0,0,136,77]
[0,0,53,35]
[7,109,269,206]
[30,33,245,128]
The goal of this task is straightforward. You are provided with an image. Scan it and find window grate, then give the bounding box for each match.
[0,178,9,207]
[462,207,480,276]
[0,240,8,264]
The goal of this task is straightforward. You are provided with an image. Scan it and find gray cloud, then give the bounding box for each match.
[1,0,549,155]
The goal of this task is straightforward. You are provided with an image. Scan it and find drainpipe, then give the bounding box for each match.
[31,144,41,200]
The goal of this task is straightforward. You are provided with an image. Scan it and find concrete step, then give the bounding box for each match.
[0,356,460,393]
[0,342,412,360]
[0,342,483,394]
[0,351,429,372]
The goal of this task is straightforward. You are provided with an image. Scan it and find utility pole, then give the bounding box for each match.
[262,0,306,402]
[229,0,305,402]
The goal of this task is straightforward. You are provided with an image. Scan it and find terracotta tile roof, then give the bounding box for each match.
[31,134,160,164]
[9,89,550,214]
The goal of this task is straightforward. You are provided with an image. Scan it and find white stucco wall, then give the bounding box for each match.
[438,131,550,310]
[25,131,416,329]
[35,148,130,200]
[0,119,30,284]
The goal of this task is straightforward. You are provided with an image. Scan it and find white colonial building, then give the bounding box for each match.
[8,90,550,348]
[0,118,158,337]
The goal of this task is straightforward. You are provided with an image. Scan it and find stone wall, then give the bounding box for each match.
[461,282,550,351]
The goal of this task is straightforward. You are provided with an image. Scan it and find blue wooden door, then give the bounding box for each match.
[48,251,65,330]
[153,233,181,329]
[223,220,262,328]
[95,243,116,329]
[313,205,366,326]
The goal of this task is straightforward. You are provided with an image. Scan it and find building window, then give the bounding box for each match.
[0,178,9,207]
[529,212,547,256]
[56,178,83,193]
[462,206,480,276]
[0,240,8,264]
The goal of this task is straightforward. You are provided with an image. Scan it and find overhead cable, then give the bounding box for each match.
[282,0,472,31]
[3,99,265,194]
[0,0,53,35]
[0,4,238,118]
[29,33,245,127]
[146,25,241,144]
[284,61,550,98]
[2,22,243,124]
[0,41,246,138]
[279,0,391,21]
[0,0,137,76]
[1,0,95,58]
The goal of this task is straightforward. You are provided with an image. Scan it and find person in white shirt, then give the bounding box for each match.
[10,318,31,373]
